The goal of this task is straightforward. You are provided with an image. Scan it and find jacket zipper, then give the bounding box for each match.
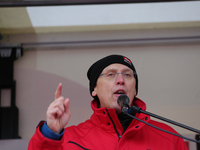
[68,141,90,150]
[105,108,122,140]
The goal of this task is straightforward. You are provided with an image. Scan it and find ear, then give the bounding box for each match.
[92,87,97,97]
[134,88,137,97]
[92,90,97,97]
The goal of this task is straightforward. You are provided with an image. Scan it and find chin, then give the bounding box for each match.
[115,108,122,114]
[113,105,122,114]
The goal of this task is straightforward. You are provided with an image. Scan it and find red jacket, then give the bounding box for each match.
[28,97,188,150]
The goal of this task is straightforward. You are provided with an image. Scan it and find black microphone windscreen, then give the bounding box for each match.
[117,94,130,108]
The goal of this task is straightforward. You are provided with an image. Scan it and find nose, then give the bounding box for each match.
[116,73,125,85]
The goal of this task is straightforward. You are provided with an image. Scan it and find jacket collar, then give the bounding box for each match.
[90,97,150,135]
[91,97,147,112]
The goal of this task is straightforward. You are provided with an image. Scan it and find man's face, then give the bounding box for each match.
[92,63,136,113]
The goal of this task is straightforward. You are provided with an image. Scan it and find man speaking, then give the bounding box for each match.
[28,54,188,150]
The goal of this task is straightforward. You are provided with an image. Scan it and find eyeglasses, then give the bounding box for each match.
[99,72,136,80]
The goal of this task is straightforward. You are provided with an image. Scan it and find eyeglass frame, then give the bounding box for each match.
[99,71,137,80]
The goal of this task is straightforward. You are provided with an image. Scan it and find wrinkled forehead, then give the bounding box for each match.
[101,63,133,73]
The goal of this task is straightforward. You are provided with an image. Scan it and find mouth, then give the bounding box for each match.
[114,90,126,95]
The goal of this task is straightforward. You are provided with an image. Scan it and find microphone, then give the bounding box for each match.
[117,95,200,143]
[117,94,130,113]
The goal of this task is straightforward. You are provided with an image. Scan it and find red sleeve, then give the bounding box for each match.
[150,120,189,150]
[175,136,189,150]
[28,121,64,150]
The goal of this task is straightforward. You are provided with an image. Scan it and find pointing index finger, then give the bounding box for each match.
[55,83,62,99]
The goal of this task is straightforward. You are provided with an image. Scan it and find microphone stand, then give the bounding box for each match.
[122,106,200,144]
[196,134,200,150]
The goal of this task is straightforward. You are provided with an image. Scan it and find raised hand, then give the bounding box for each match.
[46,83,71,134]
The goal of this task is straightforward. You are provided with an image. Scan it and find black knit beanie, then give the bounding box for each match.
[87,54,138,98]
